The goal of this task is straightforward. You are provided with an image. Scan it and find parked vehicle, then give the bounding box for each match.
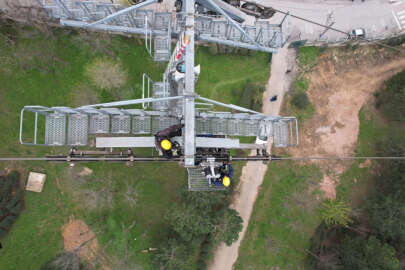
[350,28,366,39]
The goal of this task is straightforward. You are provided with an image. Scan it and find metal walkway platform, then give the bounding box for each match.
[187,167,226,191]
[37,0,284,54]
[20,106,298,147]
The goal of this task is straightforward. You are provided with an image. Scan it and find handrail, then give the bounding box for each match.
[19,108,47,146]
[145,15,153,57]
[142,73,155,109]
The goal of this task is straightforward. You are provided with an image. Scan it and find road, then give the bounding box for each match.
[208,47,297,270]
[252,0,405,42]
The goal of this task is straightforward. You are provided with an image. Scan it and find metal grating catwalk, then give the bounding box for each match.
[37,0,283,55]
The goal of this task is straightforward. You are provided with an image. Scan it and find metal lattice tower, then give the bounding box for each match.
[21,0,298,191]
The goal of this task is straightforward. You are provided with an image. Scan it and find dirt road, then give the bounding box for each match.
[208,47,297,270]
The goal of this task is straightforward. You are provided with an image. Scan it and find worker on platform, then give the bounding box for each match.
[155,124,184,158]
[209,162,233,188]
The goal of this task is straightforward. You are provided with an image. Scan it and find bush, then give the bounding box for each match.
[41,252,81,270]
[0,171,23,239]
[385,34,405,46]
[375,69,405,122]
[291,92,310,109]
[339,236,399,270]
[239,81,264,111]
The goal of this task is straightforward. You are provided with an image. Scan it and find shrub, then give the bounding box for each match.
[339,236,399,270]
[239,81,264,111]
[291,92,310,109]
[375,69,405,122]
[41,252,81,270]
[320,200,352,228]
[0,171,23,239]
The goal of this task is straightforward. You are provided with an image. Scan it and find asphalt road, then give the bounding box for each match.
[251,0,405,42]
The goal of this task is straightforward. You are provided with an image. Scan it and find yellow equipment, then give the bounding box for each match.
[222,176,231,187]
[160,139,172,151]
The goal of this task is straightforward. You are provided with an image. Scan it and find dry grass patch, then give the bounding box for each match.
[86,58,127,89]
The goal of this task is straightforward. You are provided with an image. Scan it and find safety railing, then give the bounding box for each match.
[142,73,155,109]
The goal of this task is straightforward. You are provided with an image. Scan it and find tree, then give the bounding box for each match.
[0,171,23,239]
[165,204,213,242]
[320,200,352,228]
[368,194,405,252]
[339,236,400,270]
[215,208,243,246]
[152,238,190,270]
[368,135,405,252]
[375,69,405,122]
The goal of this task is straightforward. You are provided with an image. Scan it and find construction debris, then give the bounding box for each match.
[26,172,46,193]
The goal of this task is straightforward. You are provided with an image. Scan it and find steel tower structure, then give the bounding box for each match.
[21,0,298,190]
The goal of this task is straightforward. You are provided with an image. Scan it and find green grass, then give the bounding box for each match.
[284,47,319,121]
[297,46,319,69]
[235,162,322,270]
[288,78,315,121]
[195,47,270,106]
[0,23,270,270]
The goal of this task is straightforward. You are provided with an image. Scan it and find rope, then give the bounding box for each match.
[0,156,403,161]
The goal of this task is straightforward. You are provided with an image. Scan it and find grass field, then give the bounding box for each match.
[0,22,270,270]
[235,162,322,270]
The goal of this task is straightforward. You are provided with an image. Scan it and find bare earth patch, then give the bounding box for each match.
[319,175,336,200]
[62,217,99,262]
[289,48,405,199]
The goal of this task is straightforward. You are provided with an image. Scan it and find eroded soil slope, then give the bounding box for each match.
[289,47,405,198]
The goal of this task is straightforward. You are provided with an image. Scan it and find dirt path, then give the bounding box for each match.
[208,47,297,270]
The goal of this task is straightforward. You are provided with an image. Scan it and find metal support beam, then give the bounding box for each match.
[86,0,158,27]
[54,0,73,18]
[61,19,168,35]
[183,0,196,167]
[198,36,278,53]
[78,2,96,21]
[197,96,277,116]
[82,96,184,108]
[60,21,279,53]
[203,0,263,50]
[279,11,289,27]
